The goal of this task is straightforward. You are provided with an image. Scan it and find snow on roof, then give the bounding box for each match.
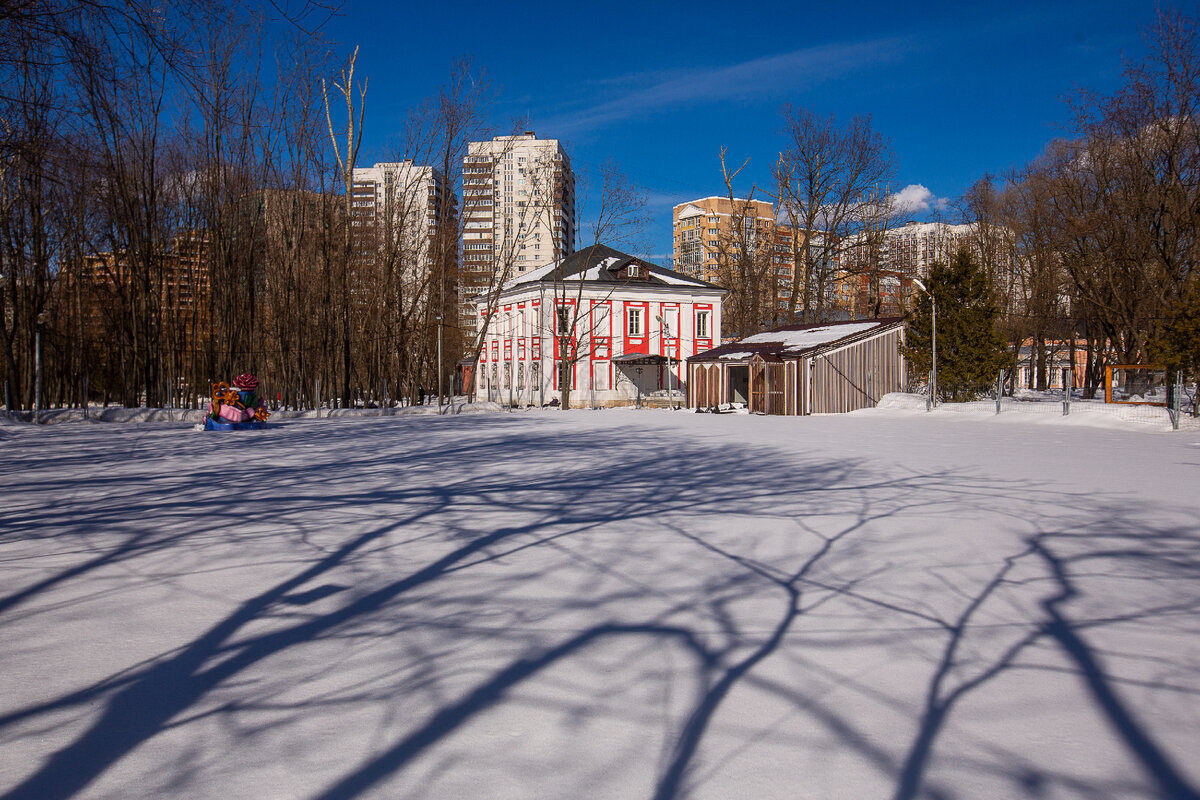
[741,321,882,352]
[500,260,560,290]
[655,271,703,286]
[718,351,755,359]
[486,244,723,297]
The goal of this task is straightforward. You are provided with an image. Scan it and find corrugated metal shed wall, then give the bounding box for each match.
[786,362,797,415]
[689,324,904,414]
[798,359,810,415]
[810,327,905,413]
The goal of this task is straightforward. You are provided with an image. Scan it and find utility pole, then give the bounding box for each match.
[657,314,677,409]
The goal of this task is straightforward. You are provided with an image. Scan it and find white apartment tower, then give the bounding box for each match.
[461,132,576,329]
[350,161,448,269]
[838,220,979,317]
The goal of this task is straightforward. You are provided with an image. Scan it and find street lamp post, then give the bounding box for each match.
[34,311,48,419]
[912,278,936,408]
[436,314,443,413]
[656,314,678,410]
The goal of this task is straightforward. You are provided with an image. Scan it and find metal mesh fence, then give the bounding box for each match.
[918,383,1200,431]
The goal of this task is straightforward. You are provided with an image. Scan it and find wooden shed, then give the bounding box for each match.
[687,318,906,415]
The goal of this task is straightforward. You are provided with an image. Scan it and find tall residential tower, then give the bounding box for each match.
[461,132,575,332]
[350,160,449,271]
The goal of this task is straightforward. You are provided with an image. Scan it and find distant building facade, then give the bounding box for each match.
[350,160,450,279]
[77,232,211,343]
[672,196,802,327]
[672,197,776,284]
[837,221,978,318]
[462,132,576,338]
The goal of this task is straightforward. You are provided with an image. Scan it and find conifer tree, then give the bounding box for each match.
[905,248,1012,402]
[1148,284,1200,415]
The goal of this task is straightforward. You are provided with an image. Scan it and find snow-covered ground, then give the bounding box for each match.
[1,406,1198,799]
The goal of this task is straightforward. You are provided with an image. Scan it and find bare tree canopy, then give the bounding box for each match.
[952,8,1200,398]
[776,106,895,324]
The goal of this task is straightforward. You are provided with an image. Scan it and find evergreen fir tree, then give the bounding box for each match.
[1148,283,1200,415]
[904,248,1013,402]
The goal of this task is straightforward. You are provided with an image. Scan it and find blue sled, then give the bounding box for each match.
[204,418,266,431]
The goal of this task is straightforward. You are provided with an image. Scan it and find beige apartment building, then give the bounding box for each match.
[673,196,801,324]
[461,132,576,335]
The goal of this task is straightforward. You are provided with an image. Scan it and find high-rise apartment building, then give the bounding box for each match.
[461,132,575,332]
[350,160,449,270]
[673,197,776,284]
[838,221,978,317]
[673,197,800,323]
[77,231,211,343]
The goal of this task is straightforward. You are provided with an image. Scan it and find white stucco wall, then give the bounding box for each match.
[476,282,724,407]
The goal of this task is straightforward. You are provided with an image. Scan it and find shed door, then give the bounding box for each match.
[728,366,749,405]
[767,363,785,415]
[751,363,768,413]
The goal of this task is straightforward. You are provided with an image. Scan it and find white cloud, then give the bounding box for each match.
[891,184,936,215]
[891,184,953,216]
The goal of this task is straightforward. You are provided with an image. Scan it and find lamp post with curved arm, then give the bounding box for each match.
[911,277,936,408]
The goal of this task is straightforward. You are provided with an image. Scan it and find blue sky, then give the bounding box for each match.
[320,0,1160,262]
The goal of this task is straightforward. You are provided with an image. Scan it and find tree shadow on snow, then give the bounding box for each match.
[872,506,1200,800]
[1,416,1198,800]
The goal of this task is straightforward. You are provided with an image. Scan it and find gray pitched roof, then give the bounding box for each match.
[501,244,722,291]
[690,318,905,363]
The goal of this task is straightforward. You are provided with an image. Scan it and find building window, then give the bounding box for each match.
[557,306,571,335]
[627,307,642,337]
[696,311,710,339]
[594,305,610,337]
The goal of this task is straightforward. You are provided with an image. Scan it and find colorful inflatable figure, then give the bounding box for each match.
[205,373,270,430]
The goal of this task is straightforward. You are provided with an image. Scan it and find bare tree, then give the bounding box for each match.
[776,106,895,323]
[712,149,774,338]
[1040,8,1200,383]
[322,45,366,408]
[844,183,899,318]
[1004,166,1070,390]
[0,0,354,413]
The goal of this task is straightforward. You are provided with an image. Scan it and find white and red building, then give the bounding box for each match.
[476,244,725,407]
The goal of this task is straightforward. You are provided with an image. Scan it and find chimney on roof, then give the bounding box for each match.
[524,130,535,137]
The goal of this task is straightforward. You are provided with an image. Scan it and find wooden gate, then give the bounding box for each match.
[751,363,767,412]
[694,366,707,408]
[750,356,785,415]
